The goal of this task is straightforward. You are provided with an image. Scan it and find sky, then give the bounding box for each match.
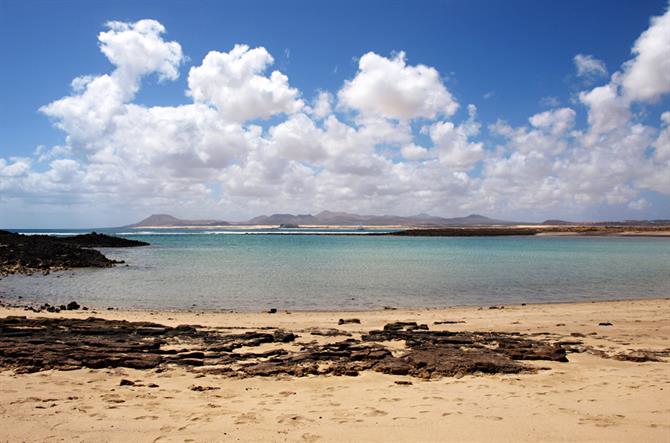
[1,0,669,227]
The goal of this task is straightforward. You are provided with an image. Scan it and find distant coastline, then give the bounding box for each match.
[119,212,670,236]
[123,224,670,237]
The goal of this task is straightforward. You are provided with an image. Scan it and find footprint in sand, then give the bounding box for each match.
[277,413,314,425]
[363,408,388,417]
[578,415,623,427]
[234,412,259,424]
[134,415,159,420]
[475,415,503,421]
[301,433,321,443]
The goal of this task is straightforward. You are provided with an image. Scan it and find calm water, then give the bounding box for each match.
[2,230,670,311]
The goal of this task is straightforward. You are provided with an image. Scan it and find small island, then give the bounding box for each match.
[0,230,149,276]
[279,223,300,229]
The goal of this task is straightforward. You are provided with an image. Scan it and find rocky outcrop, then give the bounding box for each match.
[57,232,149,248]
[0,316,569,379]
[0,230,147,276]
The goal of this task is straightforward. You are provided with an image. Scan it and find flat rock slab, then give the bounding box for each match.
[0,316,568,379]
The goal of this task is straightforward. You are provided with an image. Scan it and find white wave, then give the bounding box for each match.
[15,230,388,236]
[16,232,90,236]
[118,230,378,236]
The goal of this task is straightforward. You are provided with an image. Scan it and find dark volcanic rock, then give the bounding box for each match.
[306,328,352,337]
[0,230,147,276]
[383,322,428,332]
[387,228,540,237]
[0,316,571,379]
[360,325,568,379]
[613,350,666,362]
[190,385,220,391]
[0,316,207,372]
[0,230,118,275]
[58,232,149,248]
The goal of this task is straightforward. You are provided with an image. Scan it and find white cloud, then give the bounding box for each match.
[529,108,576,135]
[34,145,71,163]
[99,20,183,85]
[621,6,670,102]
[401,143,433,161]
[187,44,303,122]
[579,82,630,141]
[309,91,333,119]
[653,111,670,161]
[338,51,458,120]
[269,113,325,162]
[573,54,607,78]
[427,105,484,169]
[0,158,31,177]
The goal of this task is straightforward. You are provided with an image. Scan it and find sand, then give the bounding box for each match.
[0,298,669,442]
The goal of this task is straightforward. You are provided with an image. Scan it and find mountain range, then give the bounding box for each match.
[126,212,516,227]
[125,214,230,227]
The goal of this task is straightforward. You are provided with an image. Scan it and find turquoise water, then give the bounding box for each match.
[2,231,670,311]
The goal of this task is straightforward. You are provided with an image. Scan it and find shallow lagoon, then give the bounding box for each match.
[2,231,669,311]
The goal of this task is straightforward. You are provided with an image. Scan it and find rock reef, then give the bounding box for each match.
[0,316,568,379]
[0,230,148,276]
[386,228,541,237]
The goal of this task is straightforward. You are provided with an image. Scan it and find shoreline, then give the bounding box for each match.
[1,295,668,323]
[1,290,668,314]
[1,297,668,442]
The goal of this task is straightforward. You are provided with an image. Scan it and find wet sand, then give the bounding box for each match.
[0,298,668,442]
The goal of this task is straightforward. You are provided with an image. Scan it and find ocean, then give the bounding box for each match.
[1,229,669,311]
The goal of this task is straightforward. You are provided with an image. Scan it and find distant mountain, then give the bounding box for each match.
[247,213,319,225]
[126,212,670,228]
[244,211,516,226]
[126,214,230,227]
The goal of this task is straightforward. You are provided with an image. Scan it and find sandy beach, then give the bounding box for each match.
[0,298,668,442]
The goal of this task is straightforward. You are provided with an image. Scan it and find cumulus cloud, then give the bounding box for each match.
[0,158,31,177]
[99,20,183,84]
[2,13,670,226]
[338,51,458,120]
[187,44,303,122]
[529,108,576,136]
[427,105,484,169]
[621,6,670,102]
[309,91,333,119]
[573,54,607,78]
[579,82,630,141]
[401,143,433,161]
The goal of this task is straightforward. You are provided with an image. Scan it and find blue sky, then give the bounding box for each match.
[1,0,669,227]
